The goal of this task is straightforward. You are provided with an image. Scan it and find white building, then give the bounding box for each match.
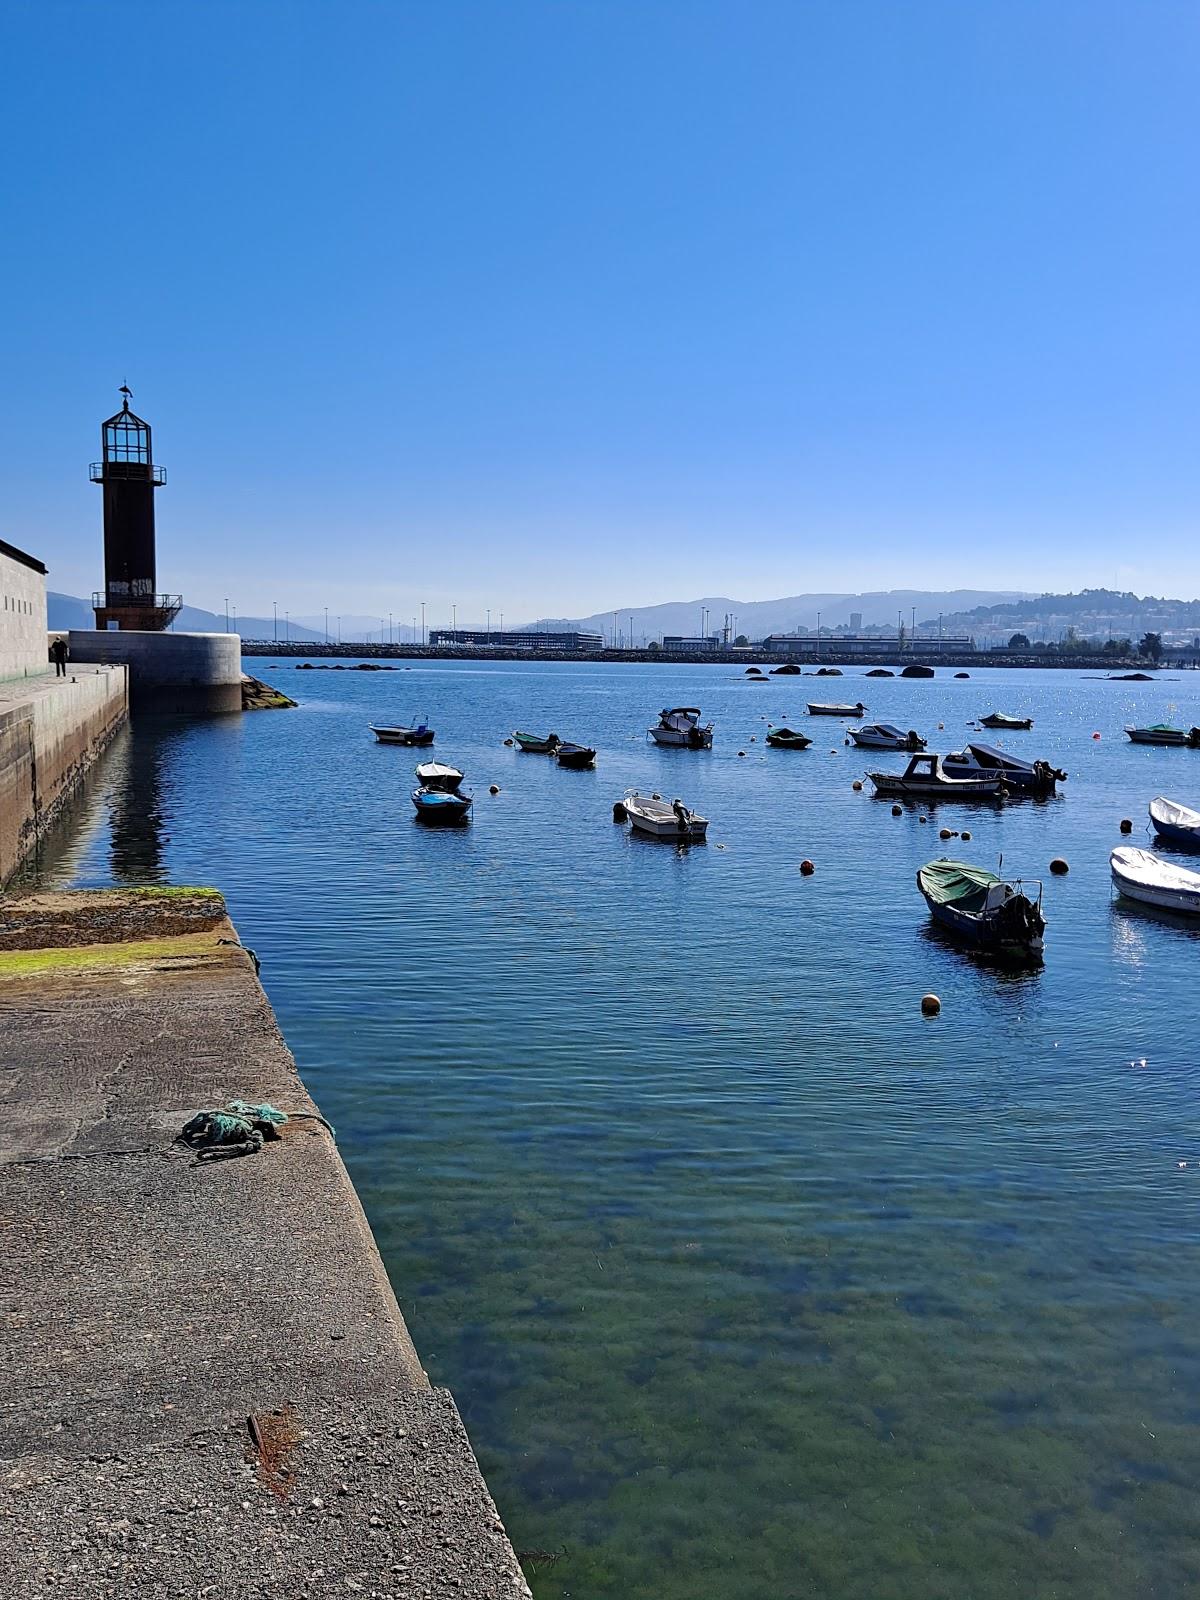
[0,538,49,680]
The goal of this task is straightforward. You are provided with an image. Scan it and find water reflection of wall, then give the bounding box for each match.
[107,721,190,883]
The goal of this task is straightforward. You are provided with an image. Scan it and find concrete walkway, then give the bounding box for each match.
[0,890,530,1598]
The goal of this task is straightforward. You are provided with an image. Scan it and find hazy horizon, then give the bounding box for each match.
[3,2,1197,622]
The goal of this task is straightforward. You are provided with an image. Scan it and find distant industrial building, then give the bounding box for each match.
[848,612,863,630]
[661,634,721,652]
[428,629,604,651]
[764,633,975,656]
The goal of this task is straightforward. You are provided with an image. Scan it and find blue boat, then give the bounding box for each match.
[917,858,1045,957]
[1149,795,1200,848]
[412,786,472,823]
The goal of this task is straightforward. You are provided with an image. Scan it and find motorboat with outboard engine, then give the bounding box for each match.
[648,708,713,748]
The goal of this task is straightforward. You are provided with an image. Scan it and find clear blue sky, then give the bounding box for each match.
[1,1,1196,626]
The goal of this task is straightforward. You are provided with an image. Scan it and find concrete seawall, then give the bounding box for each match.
[69,629,243,714]
[0,890,530,1597]
[0,666,128,884]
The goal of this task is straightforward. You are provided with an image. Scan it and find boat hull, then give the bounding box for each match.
[980,715,1033,731]
[513,731,559,753]
[1111,849,1200,914]
[1125,728,1192,746]
[649,729,713,748]
[1149,798,1200,848]
[373,726,435,746]
[807,703,865,717]
[869,774,1003,798]
[922,898,1044,954]
[621,793,708,839]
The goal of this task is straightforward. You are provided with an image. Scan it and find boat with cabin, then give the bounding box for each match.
[979,712,1033,731]
[1149,795,1200,848]
[1125,724,1200,747]
[941,742,1065,795]
[555,742,596,769]
[412,786,472,823]
[512,730,560,753]
[619,790,708,840]
[414,761,463,791]
[765,726,812,749]
[807,701,866,717]
[848,723,925,751]
[371,722,434,746]
[917,858,1045,956]
[648,707,714,748]
[866,753,1005,799]
[1111,847,1200,915]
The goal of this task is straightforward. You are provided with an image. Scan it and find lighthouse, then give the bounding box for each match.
[91,387,181,630]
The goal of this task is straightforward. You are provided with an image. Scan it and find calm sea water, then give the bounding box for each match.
[28,659,1200,1598]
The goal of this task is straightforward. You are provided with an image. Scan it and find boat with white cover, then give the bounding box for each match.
[848,723,925,751]
[648,707,713,748]
[414,761,464,791]
[619,790,708,840]
[807,701,866,717]
[1149,795,1200,848]
[1110,846,1200,915]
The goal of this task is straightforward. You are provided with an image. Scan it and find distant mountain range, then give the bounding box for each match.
[48,593,326,641]
[526,590,1032,644]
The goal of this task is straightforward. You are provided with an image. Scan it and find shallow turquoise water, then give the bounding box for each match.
[32,660,1200,1597]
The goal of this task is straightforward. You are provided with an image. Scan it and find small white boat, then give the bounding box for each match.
[808,701,865,717]
[1111,846,1200,915]
[619,790,708,840]
[1149,795,1200,848]
[415,761,464,791]
[848,723,925,751]
[648,707,713,748]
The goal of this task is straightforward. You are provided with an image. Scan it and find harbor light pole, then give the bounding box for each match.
[324,606,329,643]
[816,610,821,659]
[232,604,237,633]
[285,610,290,641]
[388,611,393,644]
[224,597,229,633]
[452,603,456,635]
[420,601,426,646]
[273,600,278,642]
[486,608,491,638]
[337,615,342,644]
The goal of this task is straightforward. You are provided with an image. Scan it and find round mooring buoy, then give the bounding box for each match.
[800,859,815,876]
[919,815,928,824]
[939,827,953,840]
[1120,818,1133,834]
[1092,732,1101,740]
[852,780,863,792]
[738,750,746,757]
[961,830,971,841]
[921,993,941,1017]
[489,784,500,795]
[612,801,627,823]
[1050,857,1069,875]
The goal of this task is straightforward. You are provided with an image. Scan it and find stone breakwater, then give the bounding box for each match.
[0,889,530,1599]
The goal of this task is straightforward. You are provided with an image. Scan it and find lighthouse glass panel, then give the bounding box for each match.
[103,414,150,465]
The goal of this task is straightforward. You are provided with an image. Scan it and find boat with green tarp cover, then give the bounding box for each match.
[917,858,1045,956]
[766,726,812,749]
[512,730,560,753]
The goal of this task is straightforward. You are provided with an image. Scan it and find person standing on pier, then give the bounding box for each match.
[50,636,68,677]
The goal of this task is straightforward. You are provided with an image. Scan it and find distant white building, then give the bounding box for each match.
[764,632,974,656]
[0,538,49,680]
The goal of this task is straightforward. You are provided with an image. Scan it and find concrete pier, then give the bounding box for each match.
[0,890,530,1598]
[0,666,128,885]
[68,629,244,714]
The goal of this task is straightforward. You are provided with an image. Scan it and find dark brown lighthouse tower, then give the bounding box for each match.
[91,387,181,630]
